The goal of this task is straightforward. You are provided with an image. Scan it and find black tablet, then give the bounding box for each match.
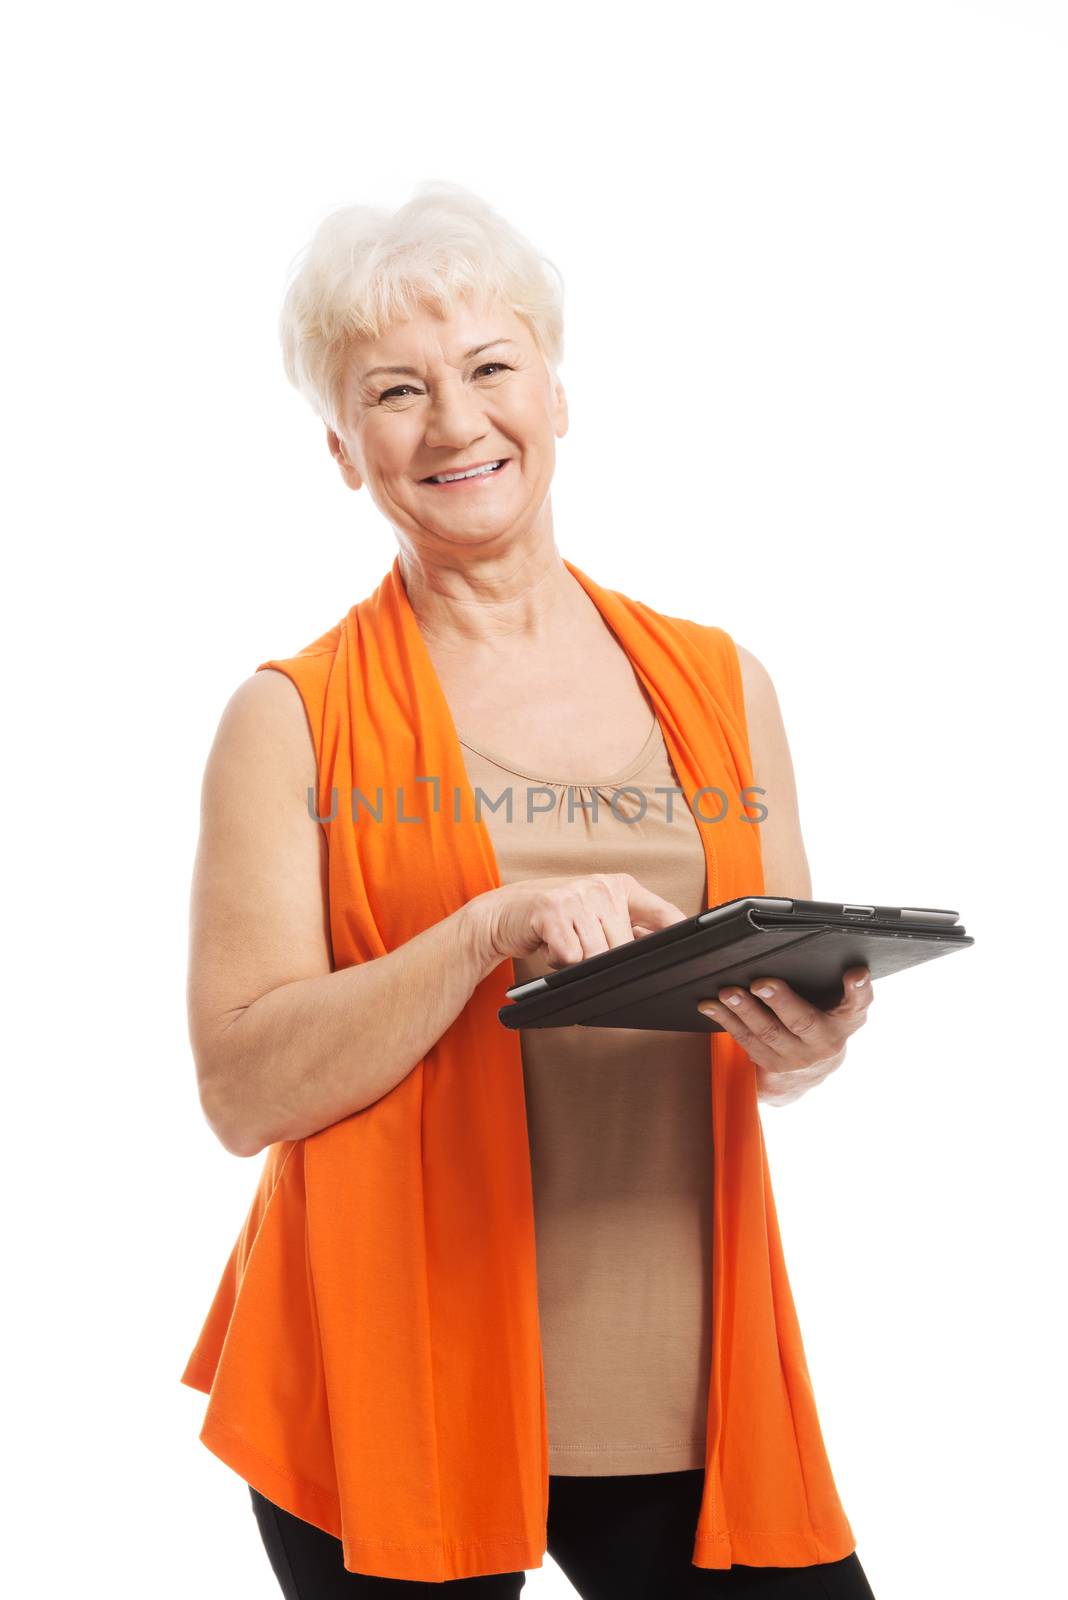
[497,896,974,1032]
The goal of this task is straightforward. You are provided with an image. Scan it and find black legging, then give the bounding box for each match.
[249,1471,878,1597]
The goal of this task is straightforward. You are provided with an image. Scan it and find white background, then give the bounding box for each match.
[6,2,1065,1595]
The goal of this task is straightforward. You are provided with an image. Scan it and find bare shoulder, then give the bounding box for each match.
[735,642,776,707]
[202,667,316,805]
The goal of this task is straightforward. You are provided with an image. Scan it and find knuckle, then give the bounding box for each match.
[790,1011,821,1039]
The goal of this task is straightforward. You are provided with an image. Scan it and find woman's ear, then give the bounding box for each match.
[326,426,363,491]
[552,376,569,441]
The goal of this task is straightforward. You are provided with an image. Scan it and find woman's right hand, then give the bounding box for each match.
[471,872,688,971]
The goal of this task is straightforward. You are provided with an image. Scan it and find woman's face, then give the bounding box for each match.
[328,296,568,555]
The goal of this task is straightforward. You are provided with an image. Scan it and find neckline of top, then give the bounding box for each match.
[457,712,662,788]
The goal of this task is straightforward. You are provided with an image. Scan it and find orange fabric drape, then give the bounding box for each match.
[180,555,856,1582]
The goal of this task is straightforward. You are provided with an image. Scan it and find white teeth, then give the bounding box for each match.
[430,461,503,483]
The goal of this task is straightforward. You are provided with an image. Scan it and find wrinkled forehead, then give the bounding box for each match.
[352,292,531,371]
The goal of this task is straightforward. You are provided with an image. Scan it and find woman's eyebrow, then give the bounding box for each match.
[360,338,517,381]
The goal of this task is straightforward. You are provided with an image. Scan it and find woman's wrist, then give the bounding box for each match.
[757,1045,847,1106]
[456,891,504,983]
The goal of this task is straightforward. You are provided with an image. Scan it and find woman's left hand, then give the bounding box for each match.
[697,967,873,1106]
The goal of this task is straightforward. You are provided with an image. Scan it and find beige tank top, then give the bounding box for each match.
[458,713,713,1475]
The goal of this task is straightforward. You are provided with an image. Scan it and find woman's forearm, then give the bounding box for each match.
[204,894,501,1156]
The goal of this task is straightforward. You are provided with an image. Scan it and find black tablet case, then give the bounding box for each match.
[497,897,974,1033]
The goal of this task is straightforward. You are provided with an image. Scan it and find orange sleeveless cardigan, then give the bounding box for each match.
[179,555,856,1582]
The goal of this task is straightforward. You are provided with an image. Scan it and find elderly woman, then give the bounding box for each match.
[181,182,877,1599]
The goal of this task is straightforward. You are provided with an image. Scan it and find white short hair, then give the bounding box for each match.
[279,180,566,433]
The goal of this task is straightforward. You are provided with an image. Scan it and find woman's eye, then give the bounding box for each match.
[377,364,510,403]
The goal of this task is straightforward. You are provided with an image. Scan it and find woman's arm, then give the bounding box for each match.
[729,645,854,1101]
[186,669,500,1158]
[735,644,813,902]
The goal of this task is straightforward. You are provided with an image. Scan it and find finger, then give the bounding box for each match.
[590,877,677,949]
[705,984,798,1059]
[540,903,603,967]
[740,978,839,1056]
[569,882,640,961]
[827,966,874,1016]
[738,968,872,1053]
[599,884,643,950]
[564,901,612,962]
[544,885,634,967]
[624,880,688,932]
[695,997,763,1054]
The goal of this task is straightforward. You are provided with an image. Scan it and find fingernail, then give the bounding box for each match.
[698,1003,717,1016]
[853,977,868,988]
[755,985,775,999]
[725,994,742,1006]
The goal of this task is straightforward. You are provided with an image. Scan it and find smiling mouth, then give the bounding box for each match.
[421,459,510,485]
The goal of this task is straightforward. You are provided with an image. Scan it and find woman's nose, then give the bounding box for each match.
[422,378,489,448]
